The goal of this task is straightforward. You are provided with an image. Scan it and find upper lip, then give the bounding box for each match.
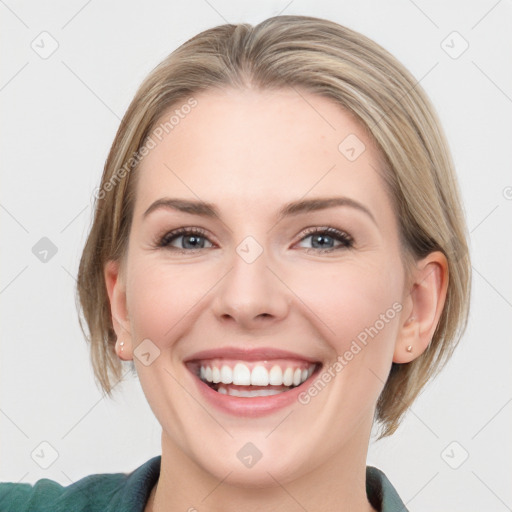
[184,346,320,363]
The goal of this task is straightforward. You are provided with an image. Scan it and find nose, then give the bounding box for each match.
[211,246,290,330]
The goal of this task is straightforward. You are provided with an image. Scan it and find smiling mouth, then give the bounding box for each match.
[189,359,320,397]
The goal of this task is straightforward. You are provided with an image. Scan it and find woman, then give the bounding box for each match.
[0,14,470,512]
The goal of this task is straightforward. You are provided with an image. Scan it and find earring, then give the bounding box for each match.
[406,316,416,325]
[406,345,413,353]
[116,340,125,358]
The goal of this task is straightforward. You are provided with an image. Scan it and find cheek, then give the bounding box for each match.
[290,259,403,359]
[125,258,220,346]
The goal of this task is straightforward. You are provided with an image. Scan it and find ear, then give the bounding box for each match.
[393,251,449,363]
[104,259,133,361]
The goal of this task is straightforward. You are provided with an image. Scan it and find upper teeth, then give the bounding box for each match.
[199,362,315,387]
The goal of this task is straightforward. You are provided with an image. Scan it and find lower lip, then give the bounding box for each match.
[187,366,320,417]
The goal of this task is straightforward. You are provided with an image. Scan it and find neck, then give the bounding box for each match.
[146,420,377,512]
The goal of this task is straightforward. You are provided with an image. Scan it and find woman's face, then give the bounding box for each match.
[111,88,412,485]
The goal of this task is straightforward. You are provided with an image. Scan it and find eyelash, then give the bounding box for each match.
[155,226,354,254]
[299,226,354,253]
[156,227,210,252]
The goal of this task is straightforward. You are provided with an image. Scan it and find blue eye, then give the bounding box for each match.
[158,228,213,250]
[297,227,353,252]
[156,226,353,253]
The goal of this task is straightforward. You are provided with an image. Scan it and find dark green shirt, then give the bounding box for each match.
[0,456,408,511]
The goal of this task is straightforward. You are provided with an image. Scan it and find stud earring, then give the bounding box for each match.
[406,316,416,325]
[406,345,413,353]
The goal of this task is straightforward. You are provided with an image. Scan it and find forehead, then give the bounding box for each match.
[133,87,390,220]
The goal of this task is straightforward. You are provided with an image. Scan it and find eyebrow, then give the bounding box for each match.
[143,196,377,225]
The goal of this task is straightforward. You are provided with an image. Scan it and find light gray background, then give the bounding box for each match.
[1,1,511,510]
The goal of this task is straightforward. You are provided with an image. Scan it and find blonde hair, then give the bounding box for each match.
[76,15,471,438]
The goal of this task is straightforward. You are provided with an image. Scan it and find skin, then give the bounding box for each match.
[105,87,448,512]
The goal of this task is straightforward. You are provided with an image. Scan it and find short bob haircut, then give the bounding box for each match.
[76,15,471,439]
